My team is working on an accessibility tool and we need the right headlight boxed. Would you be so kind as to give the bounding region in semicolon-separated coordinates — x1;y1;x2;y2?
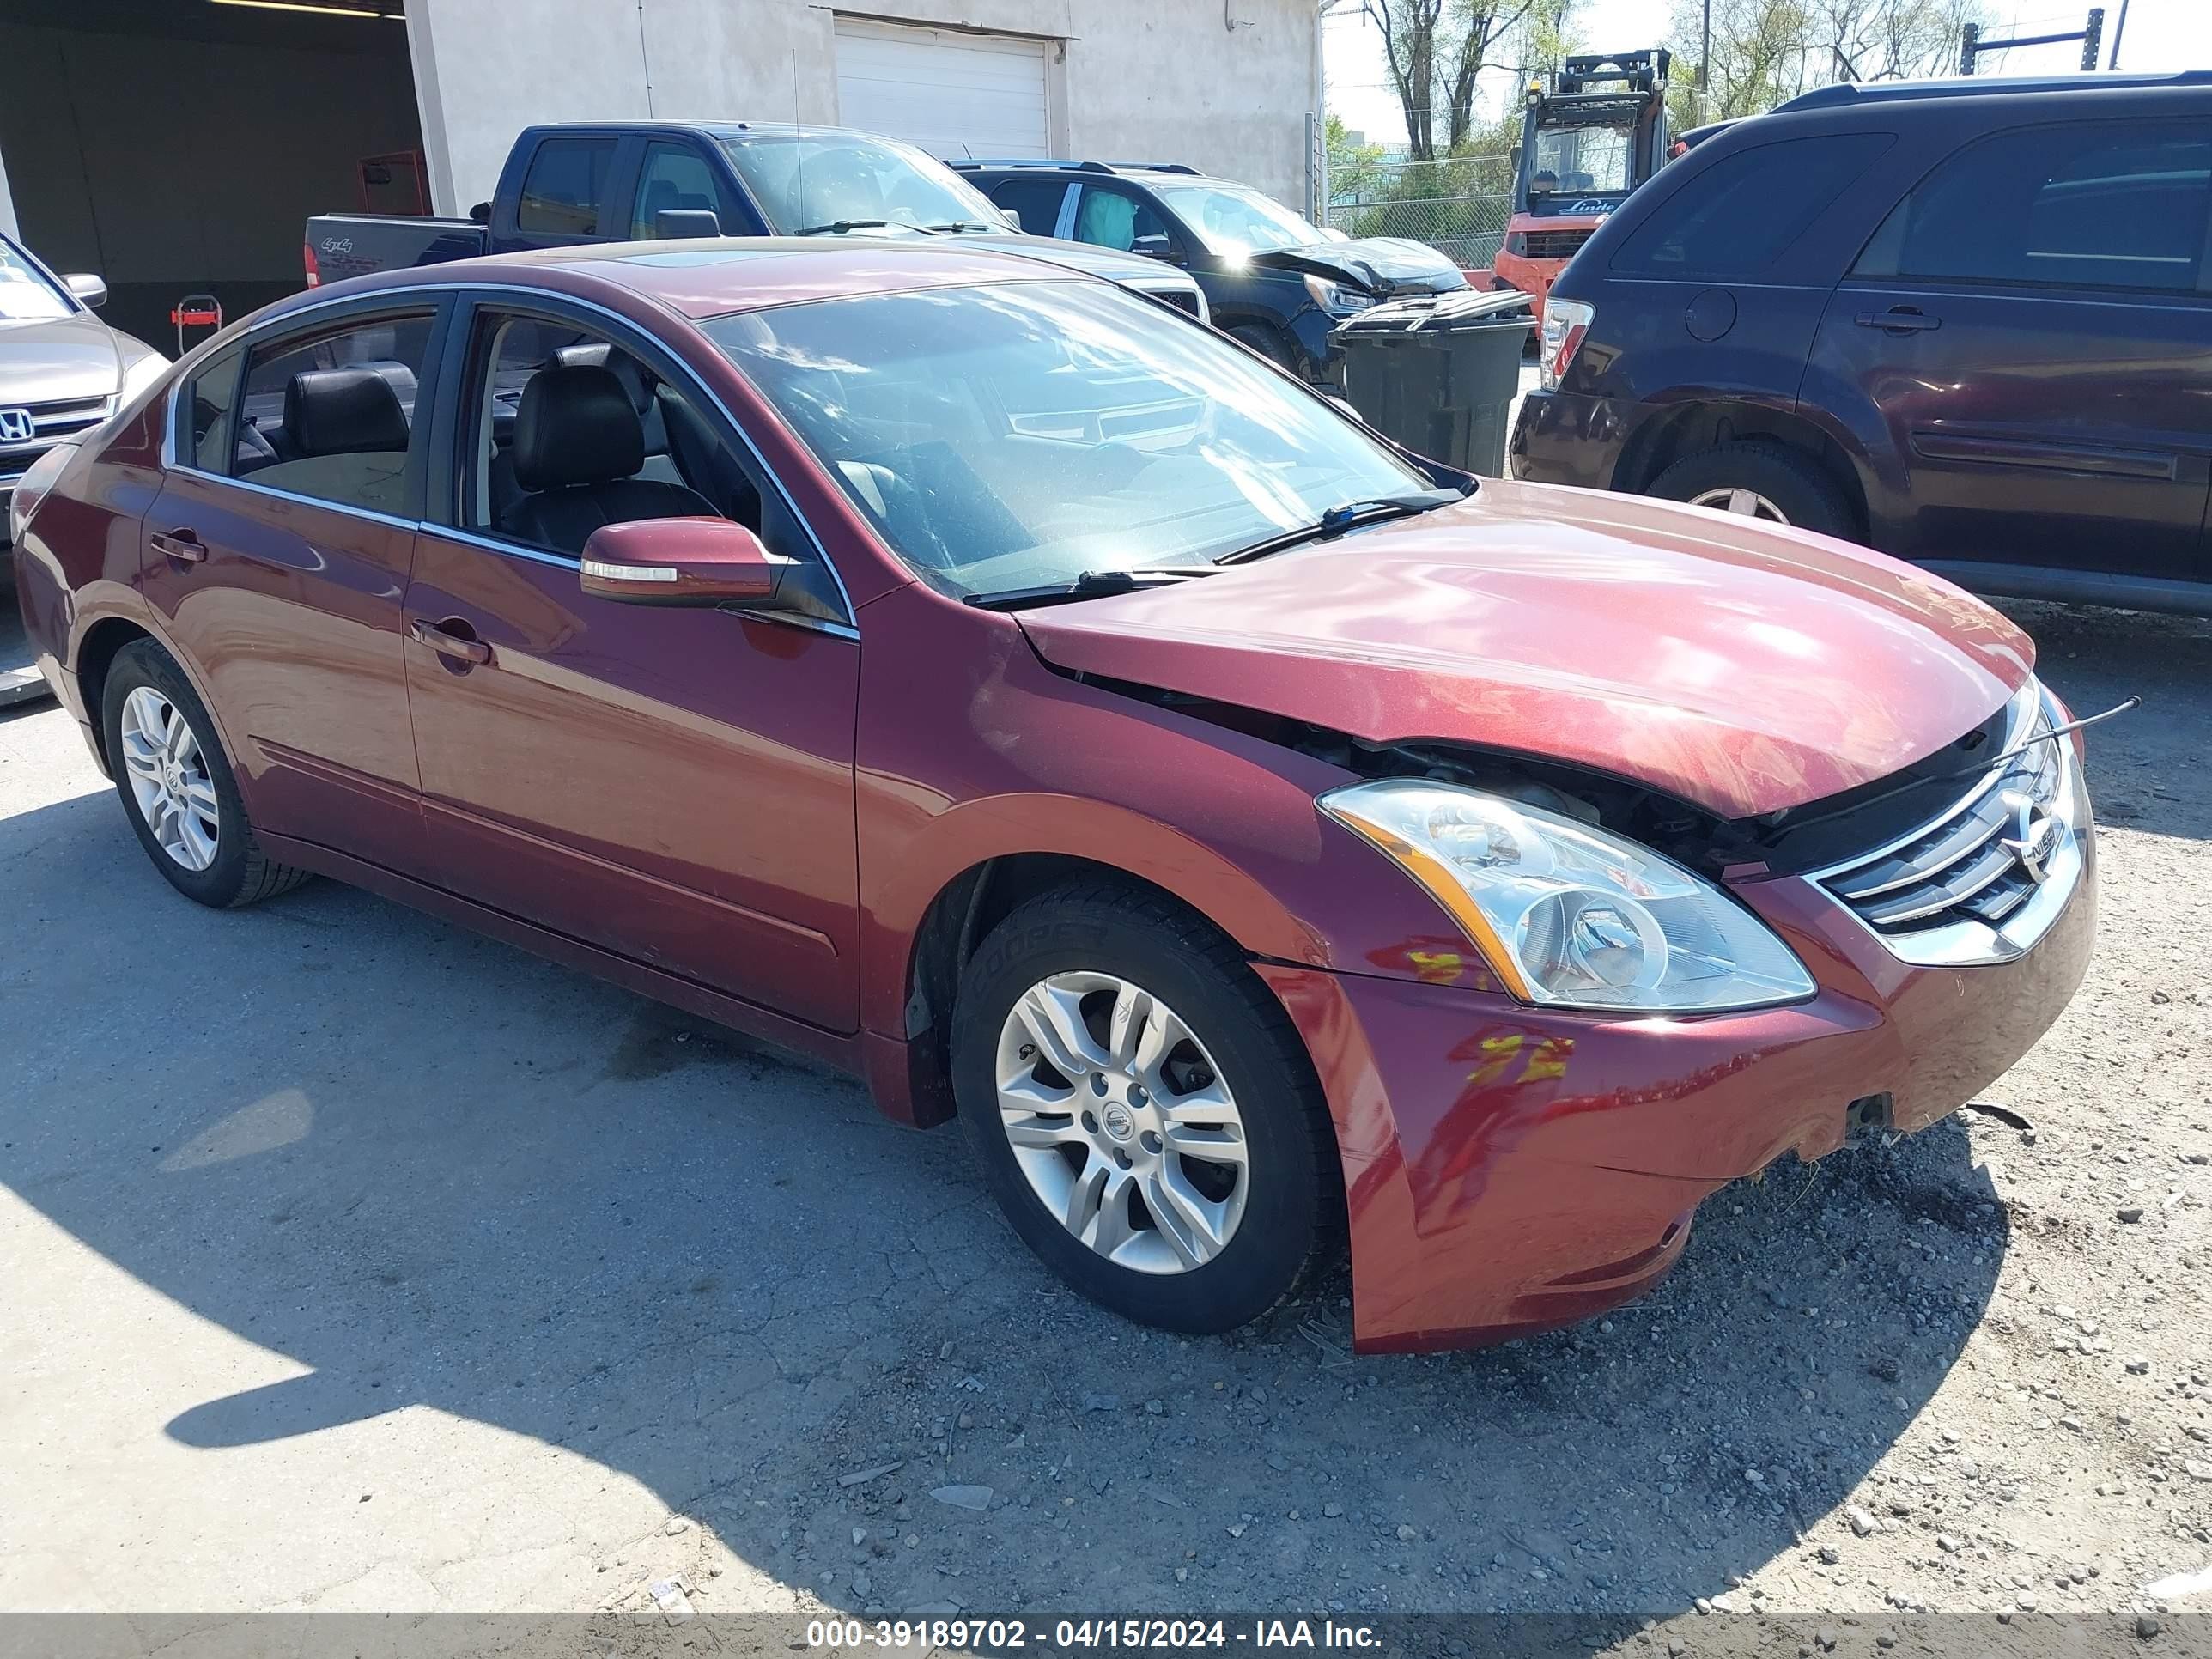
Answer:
1321;780;1815;1013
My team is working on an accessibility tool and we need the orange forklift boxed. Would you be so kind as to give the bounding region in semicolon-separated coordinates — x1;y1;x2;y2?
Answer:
1491;49;1672;321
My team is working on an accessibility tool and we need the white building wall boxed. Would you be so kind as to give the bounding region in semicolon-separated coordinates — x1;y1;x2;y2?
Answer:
406;0;1320;218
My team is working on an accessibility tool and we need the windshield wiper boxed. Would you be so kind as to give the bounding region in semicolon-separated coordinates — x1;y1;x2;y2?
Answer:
963;568;1217;612
922;220;1000;234
1214;488;1465;566
793;219;912;237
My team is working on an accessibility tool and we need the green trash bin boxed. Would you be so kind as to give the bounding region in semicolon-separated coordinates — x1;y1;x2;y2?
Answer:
1333;289;1534;478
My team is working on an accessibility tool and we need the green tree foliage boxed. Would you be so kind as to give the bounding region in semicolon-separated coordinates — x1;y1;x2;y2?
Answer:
1667;0;1984;129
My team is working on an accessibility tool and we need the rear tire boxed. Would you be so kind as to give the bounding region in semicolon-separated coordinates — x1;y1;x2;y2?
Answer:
951;879;1341;1334
1648;440;1856;540
100;638;309;909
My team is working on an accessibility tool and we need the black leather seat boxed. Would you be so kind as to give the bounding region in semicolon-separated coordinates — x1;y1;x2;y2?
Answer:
283;367;410;459
496;364;714;556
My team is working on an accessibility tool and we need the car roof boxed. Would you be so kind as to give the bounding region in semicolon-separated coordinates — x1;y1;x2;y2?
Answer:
953;159;1221;184
1778;68;2212;112
270;238;1082;325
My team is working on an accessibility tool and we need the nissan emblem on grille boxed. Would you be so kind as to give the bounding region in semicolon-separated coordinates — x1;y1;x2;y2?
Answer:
0;408;35;444
2001;791;2060;885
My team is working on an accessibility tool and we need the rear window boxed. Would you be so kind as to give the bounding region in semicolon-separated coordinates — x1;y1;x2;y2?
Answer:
1612;132;1893;277
1854;120;2212;292
516;137;617;236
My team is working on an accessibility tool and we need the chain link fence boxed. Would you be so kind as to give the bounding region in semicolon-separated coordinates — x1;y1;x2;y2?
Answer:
1326;153;1516;270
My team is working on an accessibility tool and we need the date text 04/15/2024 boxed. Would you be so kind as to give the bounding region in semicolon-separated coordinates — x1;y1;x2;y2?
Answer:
803;1619;1382;1650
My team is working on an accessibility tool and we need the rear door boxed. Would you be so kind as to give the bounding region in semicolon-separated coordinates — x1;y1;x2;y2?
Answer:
496;132;635;254
143;300;448;878
1812;117;2212;583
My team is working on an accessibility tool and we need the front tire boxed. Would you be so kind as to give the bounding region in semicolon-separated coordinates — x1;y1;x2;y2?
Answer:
1647;440;1856;539
1229;322;1299;376
100;638;309;908
951;879;1341;1334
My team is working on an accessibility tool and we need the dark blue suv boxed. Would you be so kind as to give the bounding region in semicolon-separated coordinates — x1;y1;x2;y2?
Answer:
954;160;1468;383
1513;70;2212;616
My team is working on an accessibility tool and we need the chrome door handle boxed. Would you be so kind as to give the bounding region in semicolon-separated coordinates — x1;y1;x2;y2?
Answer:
150;528;207;562
409;617;492;665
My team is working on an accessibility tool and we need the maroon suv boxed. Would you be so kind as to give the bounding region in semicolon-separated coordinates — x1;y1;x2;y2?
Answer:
10;240;2096;1353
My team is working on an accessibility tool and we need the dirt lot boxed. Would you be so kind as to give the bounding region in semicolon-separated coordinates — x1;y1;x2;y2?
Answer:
0;597;2206;1641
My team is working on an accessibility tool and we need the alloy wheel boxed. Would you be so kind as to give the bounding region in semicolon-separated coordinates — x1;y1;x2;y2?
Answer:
118;685;220;872
993;971;1249;1275
1687;485;1790;523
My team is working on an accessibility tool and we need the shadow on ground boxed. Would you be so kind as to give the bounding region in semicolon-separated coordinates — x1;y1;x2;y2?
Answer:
26;592;2198;1619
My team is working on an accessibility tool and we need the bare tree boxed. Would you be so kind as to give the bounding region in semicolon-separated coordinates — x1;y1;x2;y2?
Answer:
1669;0;1984;126
1363;0;1540;161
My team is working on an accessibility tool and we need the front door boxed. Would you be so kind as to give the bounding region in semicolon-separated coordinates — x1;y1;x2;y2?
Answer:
1813;117;2212;584
402;298;862;1033
143;301;447;876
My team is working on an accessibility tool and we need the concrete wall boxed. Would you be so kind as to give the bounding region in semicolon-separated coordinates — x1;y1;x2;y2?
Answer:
0;0;421;349
408;0;1322;218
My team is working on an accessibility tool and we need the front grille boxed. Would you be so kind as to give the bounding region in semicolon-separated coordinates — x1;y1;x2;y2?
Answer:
1812;684;2084;963
1;393;114;479
1154;290;1201;319
1524;228;1593;259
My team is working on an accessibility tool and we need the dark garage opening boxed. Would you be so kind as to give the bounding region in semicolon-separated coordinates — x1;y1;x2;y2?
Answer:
0;0;423;355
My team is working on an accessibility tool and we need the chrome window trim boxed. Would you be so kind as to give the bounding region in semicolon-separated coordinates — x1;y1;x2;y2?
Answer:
161;469;425;536
158;277;860;631
1806;679;2090;968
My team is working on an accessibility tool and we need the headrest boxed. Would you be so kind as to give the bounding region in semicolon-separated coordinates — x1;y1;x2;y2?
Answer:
283;368;409;459
550;343;653;416
512;363;644;492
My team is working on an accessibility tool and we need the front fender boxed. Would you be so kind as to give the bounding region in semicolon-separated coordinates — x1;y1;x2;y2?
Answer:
853;586;1507;1048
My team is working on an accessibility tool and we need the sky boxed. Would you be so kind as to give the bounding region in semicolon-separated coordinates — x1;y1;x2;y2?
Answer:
1324;0;2212;148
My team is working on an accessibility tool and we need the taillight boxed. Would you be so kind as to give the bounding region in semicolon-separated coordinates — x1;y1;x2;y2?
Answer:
303;240;320;288
1538;298;1594;391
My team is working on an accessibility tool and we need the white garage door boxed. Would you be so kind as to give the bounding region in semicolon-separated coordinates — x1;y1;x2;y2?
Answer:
834;18;1051;162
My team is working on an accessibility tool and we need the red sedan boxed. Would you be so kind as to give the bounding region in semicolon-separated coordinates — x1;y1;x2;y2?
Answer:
9;241;2095;1353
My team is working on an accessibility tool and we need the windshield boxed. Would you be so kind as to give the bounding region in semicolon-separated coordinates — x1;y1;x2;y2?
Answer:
1528;119;1637;198
1151;182;1325;255
0;236;74;323
719;131;1006;235
704;280;1428;599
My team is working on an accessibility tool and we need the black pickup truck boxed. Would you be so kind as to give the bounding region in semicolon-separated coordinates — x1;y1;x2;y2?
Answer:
307;121;1210;321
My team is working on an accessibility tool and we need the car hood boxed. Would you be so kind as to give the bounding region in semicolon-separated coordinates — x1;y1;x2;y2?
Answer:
0;309;133;405
1255;238;1468;293
957;233;1194;289
1015;479;2035;820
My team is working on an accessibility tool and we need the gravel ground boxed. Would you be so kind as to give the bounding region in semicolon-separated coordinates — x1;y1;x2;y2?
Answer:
0;595;2206;1643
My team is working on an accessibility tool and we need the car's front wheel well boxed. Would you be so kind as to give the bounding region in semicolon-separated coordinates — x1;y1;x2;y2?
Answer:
1614;403;1869;541
73;618;155;771
902;854;1231;1125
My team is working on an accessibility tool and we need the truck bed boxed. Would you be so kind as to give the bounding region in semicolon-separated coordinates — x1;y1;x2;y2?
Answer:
307;213;490;287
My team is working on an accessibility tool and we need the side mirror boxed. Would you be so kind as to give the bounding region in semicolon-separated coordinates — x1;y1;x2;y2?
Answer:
468;201;492;225
654;208;723;240
64;273;108;308
580;518;787;606
1131;233;1180;263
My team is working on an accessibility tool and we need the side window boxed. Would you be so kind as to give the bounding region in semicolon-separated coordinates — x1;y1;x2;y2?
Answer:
515;137;617;236
231;312;434;515
1611;133;1893;276
183;343;244;473
460;310;836;615
1072;185;1170;254
631;143;732;239
990;178;1071;237
1855;121;2212;293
